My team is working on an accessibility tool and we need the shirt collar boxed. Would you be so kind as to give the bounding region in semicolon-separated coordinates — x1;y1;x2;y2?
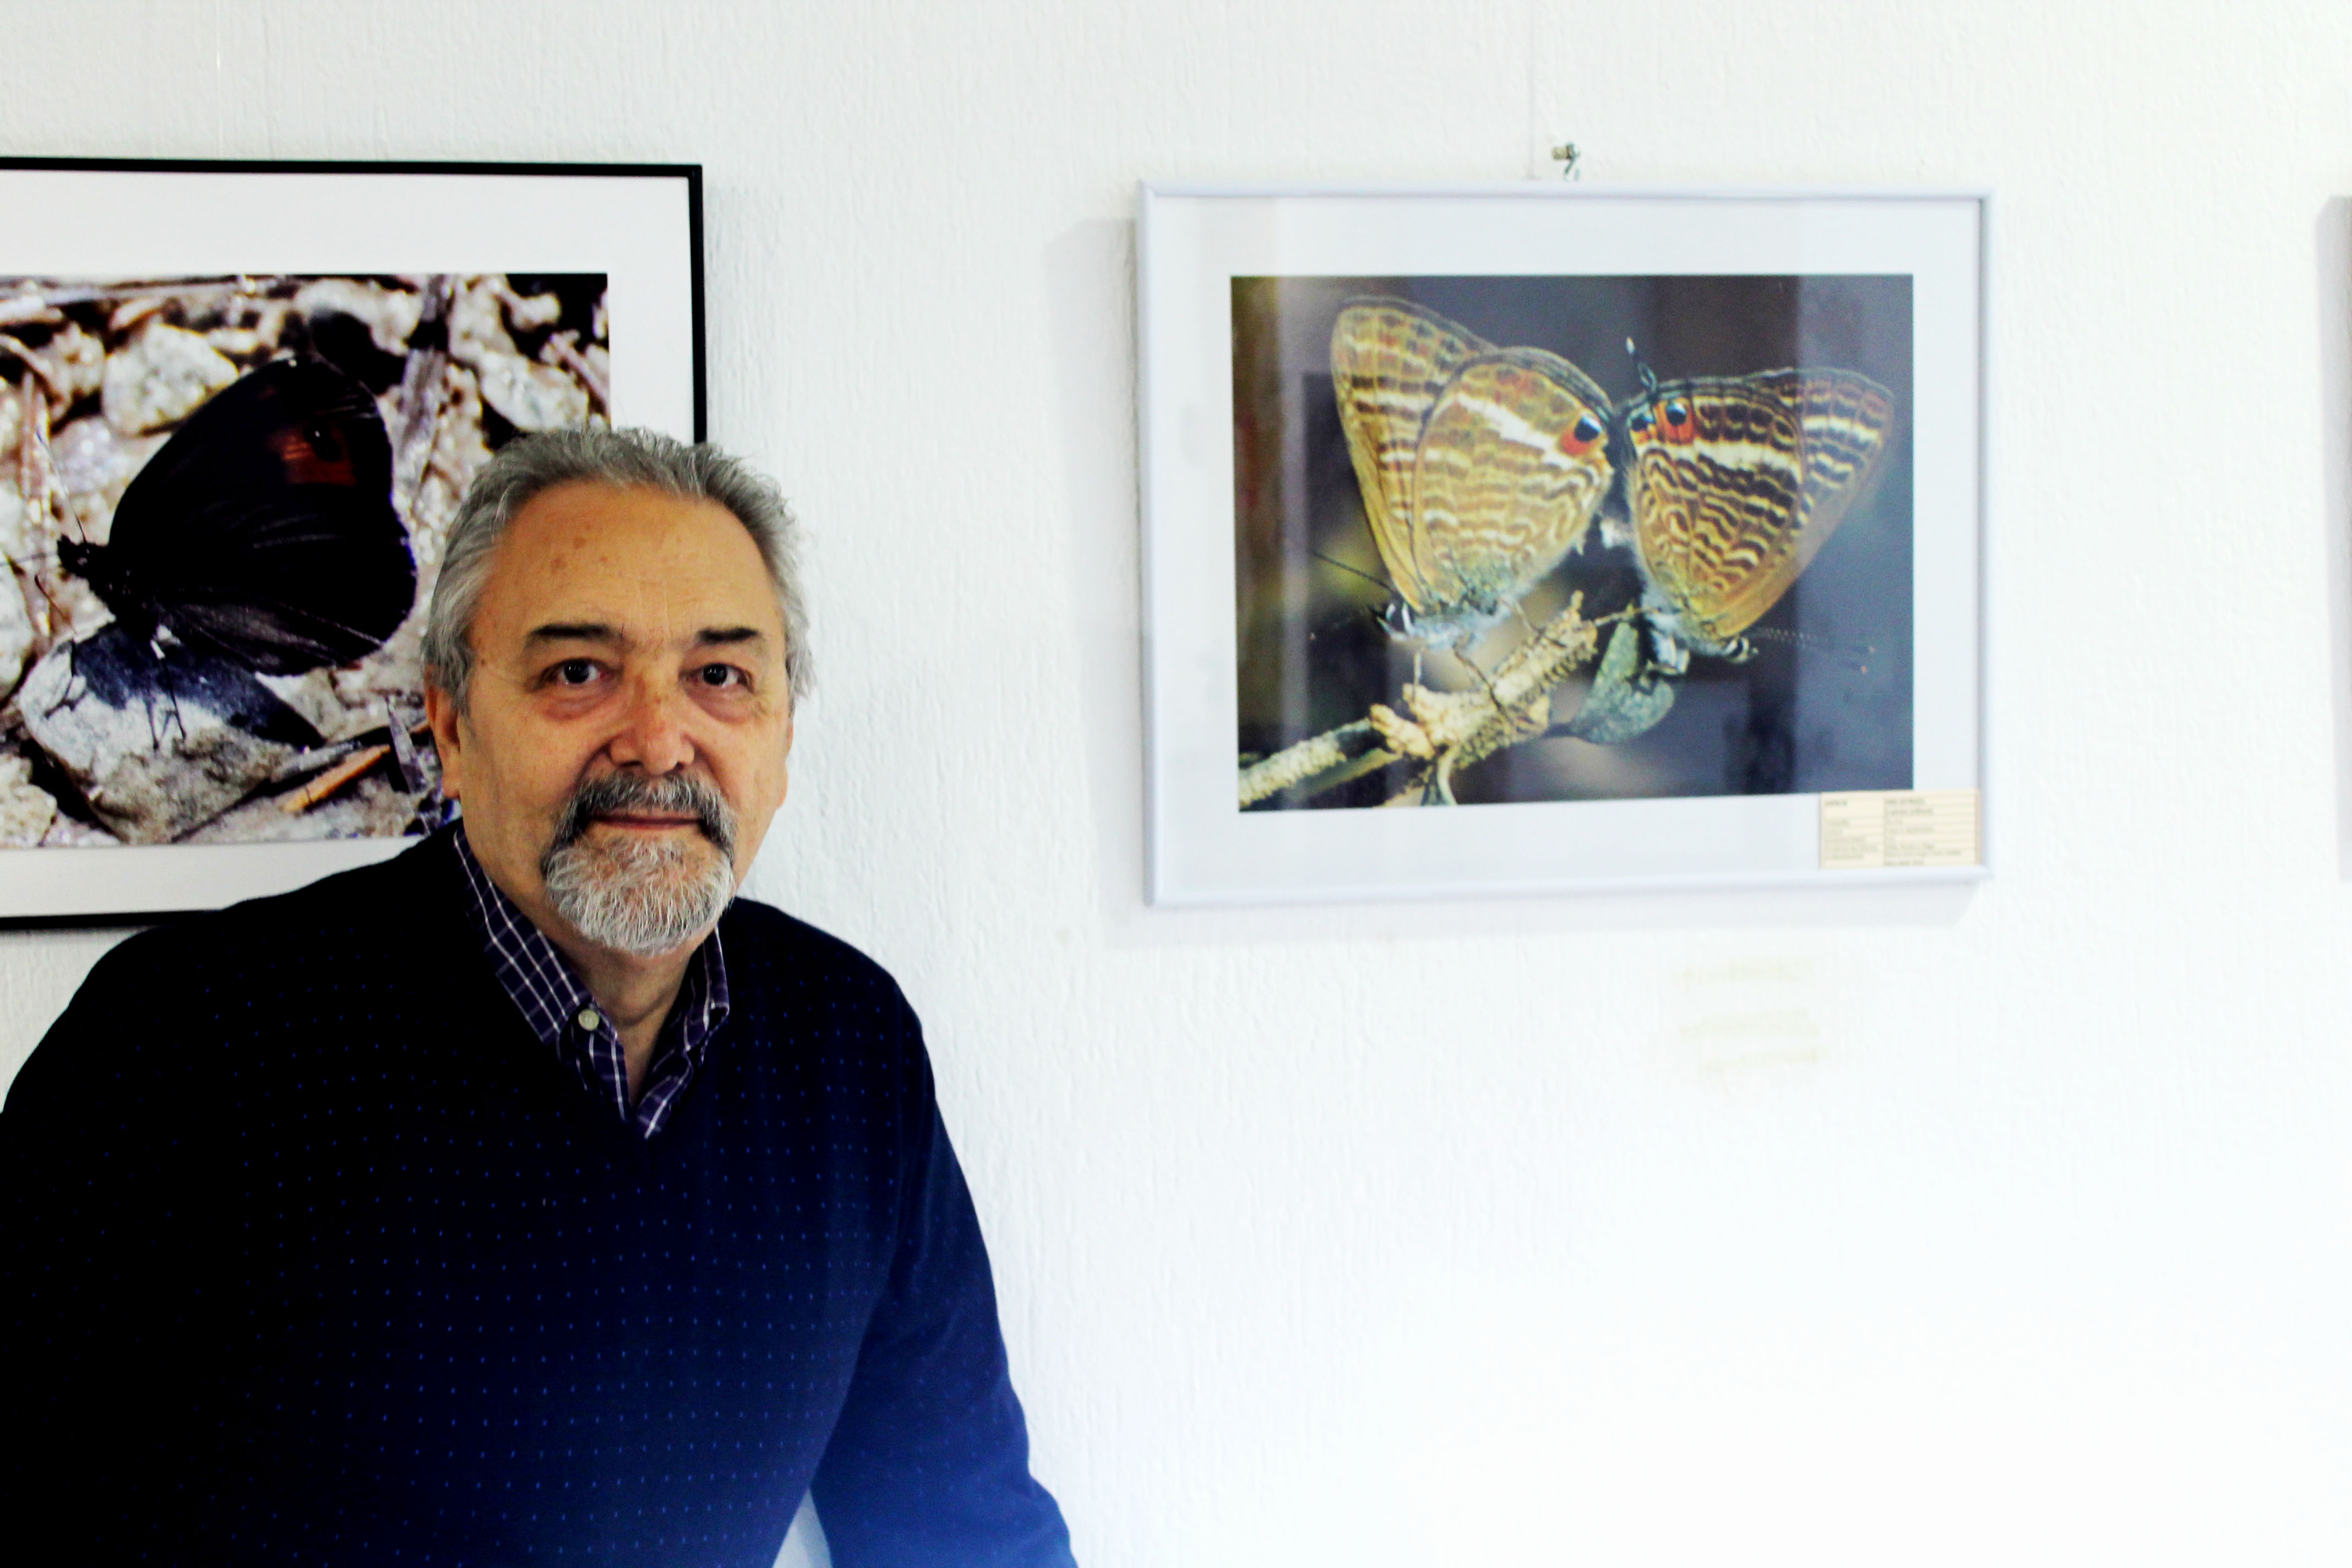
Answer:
447;825;732;1123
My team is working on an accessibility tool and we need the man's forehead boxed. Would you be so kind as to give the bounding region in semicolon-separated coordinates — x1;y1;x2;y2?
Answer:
480;482;783;643
503;481;747;561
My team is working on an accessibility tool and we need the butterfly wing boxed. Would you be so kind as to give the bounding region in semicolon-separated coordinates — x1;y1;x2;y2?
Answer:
1624;368;1894;656
95;357;415;674
1330;301;1491;619
1409;347;1614;636
144;490;418;674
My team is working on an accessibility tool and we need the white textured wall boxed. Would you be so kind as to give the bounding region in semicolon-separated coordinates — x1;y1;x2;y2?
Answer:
4;3;2351;1563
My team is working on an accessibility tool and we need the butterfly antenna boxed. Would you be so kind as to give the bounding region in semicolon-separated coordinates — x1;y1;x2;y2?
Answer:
24;563;66;640
1509;602;1566;660
1744;624;1879;675
1309;547;1394;596
1625;337;1658;400
1302;549;1404;645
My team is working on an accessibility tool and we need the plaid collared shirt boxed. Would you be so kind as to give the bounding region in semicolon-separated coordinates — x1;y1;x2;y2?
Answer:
450;827;730;1138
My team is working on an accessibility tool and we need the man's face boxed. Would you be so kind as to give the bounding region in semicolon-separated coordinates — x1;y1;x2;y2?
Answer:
424;481;793;959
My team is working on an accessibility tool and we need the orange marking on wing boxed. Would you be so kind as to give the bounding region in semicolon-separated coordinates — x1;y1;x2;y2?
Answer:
268;428;358;486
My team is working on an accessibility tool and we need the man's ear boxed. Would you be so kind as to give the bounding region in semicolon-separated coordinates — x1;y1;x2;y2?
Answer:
423;684;465;801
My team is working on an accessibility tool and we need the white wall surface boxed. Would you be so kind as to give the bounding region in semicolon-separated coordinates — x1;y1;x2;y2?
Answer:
3;2;2350;1563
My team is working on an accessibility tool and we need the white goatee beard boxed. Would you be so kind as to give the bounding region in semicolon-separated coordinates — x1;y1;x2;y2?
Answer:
539;773;739;957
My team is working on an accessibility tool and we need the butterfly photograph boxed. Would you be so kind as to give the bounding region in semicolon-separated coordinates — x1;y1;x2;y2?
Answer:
1140;186;1983;903
0;270;609;853
1233;271;1913;812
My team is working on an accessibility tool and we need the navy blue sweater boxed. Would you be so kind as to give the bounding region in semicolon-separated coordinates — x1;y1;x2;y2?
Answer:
2;837;1074;1566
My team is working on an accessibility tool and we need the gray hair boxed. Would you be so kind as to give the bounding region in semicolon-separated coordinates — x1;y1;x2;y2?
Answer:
421;427;810;709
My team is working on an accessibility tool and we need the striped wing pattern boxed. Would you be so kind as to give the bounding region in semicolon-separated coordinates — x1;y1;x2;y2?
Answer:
1332;302;1613;648
1625;368;1893;656
1412;350;1614;629
1330;301;1894;667
1331;301;1491;619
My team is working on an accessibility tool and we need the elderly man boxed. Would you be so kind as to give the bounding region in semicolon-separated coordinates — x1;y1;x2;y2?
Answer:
3;430;1074;1566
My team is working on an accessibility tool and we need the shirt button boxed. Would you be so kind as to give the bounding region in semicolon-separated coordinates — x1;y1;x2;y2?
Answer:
576;1008;603;1032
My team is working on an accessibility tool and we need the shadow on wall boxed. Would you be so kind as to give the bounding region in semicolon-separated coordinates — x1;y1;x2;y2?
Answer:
2316;198;2352;880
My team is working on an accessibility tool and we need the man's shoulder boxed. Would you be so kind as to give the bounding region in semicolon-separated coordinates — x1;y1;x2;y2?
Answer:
9;836;456;1117
717;896;918;1023
92;834;455;984
709;897;940;1120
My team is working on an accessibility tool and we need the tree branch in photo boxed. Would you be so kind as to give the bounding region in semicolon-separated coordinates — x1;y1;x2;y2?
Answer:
1238;595;1605;809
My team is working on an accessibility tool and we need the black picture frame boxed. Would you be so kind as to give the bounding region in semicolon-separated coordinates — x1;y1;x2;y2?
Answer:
0;157;704;925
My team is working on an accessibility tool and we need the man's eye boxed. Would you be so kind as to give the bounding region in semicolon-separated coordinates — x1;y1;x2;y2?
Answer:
695;664;747;689
552;659;600;687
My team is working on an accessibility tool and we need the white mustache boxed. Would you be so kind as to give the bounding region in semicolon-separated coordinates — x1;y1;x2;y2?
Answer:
543;771;737;868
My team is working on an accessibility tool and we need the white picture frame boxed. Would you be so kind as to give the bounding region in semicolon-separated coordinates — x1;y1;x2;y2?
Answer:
1139;183;1988;905
0;158;703;925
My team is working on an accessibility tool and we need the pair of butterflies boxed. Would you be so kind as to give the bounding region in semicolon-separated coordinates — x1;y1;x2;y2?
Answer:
56;356;416;681
1329;298;1895;684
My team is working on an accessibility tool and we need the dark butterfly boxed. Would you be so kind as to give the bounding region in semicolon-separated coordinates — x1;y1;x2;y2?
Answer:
58;356;416;675
59;620;325;752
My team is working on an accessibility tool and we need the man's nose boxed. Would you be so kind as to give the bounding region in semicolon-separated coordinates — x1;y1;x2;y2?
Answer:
608;676;694;773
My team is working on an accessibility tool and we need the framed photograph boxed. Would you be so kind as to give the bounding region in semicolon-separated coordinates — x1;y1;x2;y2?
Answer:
0;157;702;924
1139;184;1986;904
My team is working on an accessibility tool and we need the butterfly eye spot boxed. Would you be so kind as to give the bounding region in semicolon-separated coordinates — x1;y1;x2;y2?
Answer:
1665;400;1691;428
1557;412;1605;457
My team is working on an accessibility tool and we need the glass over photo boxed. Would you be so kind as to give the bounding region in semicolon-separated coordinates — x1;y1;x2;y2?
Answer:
1233;273;1913;812
0;272;608;848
